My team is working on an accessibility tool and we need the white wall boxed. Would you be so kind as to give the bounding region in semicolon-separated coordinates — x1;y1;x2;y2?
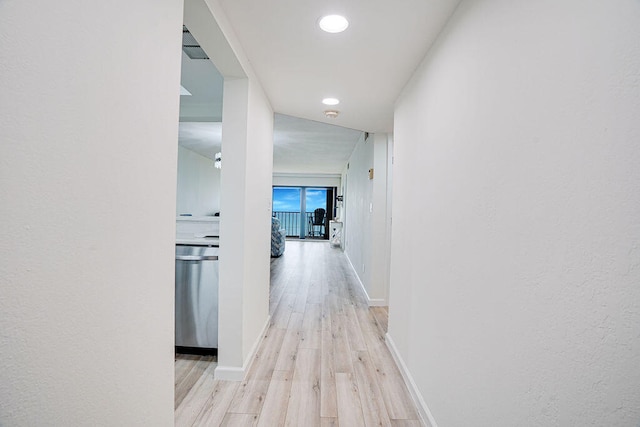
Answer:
370;133;391;304
343;134;373;294
0;1;181;425
242;79;275;363
342;133;391;305
272;173;341;188
184;0;274;380
389;1;640;426
216;77;273;378
176;145;221;216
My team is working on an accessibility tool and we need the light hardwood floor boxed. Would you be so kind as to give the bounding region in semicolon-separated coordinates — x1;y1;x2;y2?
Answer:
175;240;423;426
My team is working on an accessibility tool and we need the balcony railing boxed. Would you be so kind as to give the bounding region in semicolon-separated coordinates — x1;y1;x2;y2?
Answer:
273;211;327;238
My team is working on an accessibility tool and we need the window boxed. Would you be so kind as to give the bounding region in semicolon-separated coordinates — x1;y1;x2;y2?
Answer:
272;186;334;239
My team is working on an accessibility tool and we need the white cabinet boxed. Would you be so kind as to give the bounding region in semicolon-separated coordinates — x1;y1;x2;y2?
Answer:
329;220;343;248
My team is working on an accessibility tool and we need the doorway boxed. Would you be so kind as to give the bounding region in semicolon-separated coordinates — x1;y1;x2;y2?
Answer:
272;186;336;239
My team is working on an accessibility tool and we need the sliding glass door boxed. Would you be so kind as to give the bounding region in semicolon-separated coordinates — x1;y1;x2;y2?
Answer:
272;186;334;239
272;187;302;237
305;188;327;238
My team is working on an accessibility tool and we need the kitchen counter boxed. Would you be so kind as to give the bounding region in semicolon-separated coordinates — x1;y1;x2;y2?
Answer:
176;216;220;222
176;233;220;246
176;216;220;246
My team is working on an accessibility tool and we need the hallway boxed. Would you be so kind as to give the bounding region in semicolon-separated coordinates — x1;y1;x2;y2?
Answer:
175;241;422;426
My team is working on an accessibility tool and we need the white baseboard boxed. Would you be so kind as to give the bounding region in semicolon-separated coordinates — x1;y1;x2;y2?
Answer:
345;253;388;307
213;365;244;381
242;315;271;375
385;333;438;427
367;298;388;307
214;315;271;382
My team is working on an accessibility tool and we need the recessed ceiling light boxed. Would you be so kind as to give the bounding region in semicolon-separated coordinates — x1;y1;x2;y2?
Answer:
319;15;349;33
322;97;340;106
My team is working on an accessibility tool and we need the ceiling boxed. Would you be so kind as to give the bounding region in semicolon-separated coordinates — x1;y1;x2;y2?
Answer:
272;114;362;174
178;116;362;175
179;51;223;122
179;39;364;174
179;0;461;174
217;0;461;133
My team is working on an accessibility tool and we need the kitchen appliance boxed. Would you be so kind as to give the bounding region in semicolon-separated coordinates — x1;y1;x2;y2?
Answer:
175;245;219;353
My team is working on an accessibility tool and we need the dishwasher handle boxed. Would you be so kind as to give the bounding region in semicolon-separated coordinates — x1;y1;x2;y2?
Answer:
175;255;219;261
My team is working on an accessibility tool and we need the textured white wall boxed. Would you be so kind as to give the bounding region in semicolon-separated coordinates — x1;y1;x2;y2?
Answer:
176;145;221;216
343;133;391;304
370;133;391;304
0;0;182;425
343;134;374;295
389;1;640;425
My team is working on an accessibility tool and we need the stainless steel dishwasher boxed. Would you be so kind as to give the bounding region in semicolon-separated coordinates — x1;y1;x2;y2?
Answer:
175;245;218;353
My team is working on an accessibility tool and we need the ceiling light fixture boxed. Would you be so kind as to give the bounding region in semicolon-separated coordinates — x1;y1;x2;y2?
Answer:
322;97;340;106
324;110;340;119
319;15;349;33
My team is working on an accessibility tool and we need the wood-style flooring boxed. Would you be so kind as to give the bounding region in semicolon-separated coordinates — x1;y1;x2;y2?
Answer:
175;240;422;426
